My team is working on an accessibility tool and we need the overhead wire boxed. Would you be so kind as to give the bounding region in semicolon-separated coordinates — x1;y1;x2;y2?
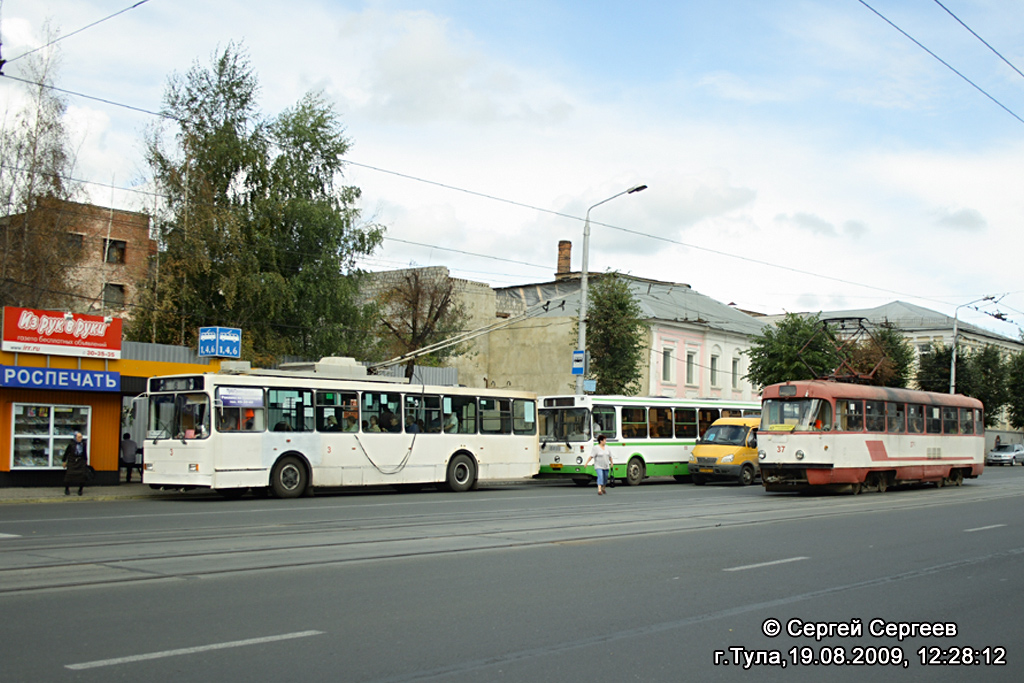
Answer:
931;0;1024;81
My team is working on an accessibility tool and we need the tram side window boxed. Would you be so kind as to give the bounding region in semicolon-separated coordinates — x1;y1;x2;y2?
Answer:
698;409;720;438
926;406;942;434
674;408;698;438
649;407;672;438
942;406;958;434
592;406;617;440
974;408;984;434
268;388;314;432
907;405;924;434
836;400;863;432
886;403;905;433
864;401;886;433
622;407;647;439
513;399;537;435
316;390;357;432
480;398;512;434
364;392;403;432
405;394;440;433
444;395;477;434
959;408;974;434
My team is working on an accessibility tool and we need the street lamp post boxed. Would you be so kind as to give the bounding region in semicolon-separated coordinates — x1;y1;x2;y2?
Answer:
949;296;994;394
575;183;647;395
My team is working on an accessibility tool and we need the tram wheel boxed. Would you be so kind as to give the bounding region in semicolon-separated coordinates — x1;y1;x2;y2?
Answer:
935;476;945;488
625;457;645;486
850;483;862;495
876;475;888;493
738;464;756;487
270;456;307;499
951;470;964;486
444;453;476;492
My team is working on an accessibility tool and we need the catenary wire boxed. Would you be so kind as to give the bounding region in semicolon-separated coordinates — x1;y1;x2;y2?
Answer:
931;0;1024;81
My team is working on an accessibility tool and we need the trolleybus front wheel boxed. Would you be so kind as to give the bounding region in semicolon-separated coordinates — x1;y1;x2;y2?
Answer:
271;456;307;498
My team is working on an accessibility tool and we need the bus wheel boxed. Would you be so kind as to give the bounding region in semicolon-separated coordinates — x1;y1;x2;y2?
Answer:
738;464;756;486
445;454;476;492
572;478;591;487
625;457;645;486
271;456;307;498
216;487;247;499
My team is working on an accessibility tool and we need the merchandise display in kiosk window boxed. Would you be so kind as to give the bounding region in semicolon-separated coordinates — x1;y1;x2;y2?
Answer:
10;403;90;468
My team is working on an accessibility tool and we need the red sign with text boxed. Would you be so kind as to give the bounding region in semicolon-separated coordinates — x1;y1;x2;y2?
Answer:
2;307;123;359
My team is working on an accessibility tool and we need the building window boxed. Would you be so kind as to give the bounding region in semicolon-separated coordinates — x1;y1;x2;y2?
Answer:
103;239;127;264
686;352;696;385
65;232;84;254
103;283;125;308
710;355;719;387
662;347;675;383
732;358;740;389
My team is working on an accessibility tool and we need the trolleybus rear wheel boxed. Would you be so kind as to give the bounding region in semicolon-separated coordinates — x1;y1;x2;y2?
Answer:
444;453;476;492
271;456;307;498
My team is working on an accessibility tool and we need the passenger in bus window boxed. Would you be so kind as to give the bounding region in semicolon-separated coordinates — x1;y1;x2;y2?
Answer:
220;412;238;431
368;416;381;432
444;412;459;433
325;415;340;431
344;416;359;432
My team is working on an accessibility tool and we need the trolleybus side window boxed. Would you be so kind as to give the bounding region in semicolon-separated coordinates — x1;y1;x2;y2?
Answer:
907;404;924;434
316;390;356;432
216;386;266;432
444;395;477;434
622;407;647;439
404;394;440;433
649;407;672;438
865;400;886;433
886;402;905;433
836;400;863;432
942;406;958;434
267;388;313;432
592;406;616;440
512;399;537;435
926;406;942;434
698;409;720;437
480;398;512;434
674;408;697;438
959;408;974;434
364;392;403;433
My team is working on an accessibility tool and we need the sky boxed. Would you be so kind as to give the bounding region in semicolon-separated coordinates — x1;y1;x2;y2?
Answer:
2;0;1023;340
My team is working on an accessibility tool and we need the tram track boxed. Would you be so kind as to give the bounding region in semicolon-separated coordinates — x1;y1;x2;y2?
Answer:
3;480;1021;595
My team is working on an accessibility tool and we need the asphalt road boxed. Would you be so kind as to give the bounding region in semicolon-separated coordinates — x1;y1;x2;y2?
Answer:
2;468;1023;682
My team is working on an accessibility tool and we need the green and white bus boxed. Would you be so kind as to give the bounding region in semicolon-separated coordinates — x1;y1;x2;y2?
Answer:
538;395;760;486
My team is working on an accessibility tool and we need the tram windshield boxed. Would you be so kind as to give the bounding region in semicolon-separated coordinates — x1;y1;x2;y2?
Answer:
539;407;591;443
761;399;832;432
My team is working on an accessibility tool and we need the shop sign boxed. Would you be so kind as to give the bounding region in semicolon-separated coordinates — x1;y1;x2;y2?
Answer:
198;326;242;358
1;365;121;392
2;307;123;359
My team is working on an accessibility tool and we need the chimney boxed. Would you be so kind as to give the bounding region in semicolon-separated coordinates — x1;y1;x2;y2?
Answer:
556;240;572;279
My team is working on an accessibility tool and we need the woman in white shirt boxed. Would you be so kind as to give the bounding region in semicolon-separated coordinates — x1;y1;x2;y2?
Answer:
585;434;613;495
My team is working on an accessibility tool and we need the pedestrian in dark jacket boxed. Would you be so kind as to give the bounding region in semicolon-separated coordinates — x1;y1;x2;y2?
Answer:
63;432;88;496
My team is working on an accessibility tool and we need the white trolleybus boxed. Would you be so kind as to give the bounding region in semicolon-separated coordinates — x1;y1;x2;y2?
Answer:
142;359;539;498
757;380;985;494
537;395;761;486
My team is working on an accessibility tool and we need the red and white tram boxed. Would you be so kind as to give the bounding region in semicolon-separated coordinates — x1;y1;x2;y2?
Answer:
757;380;984;493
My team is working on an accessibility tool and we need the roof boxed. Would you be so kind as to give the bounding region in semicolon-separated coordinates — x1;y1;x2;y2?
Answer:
762;301;1019;347
496;274;767;337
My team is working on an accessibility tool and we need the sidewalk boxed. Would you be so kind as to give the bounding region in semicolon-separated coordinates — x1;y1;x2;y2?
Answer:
0;481;180;505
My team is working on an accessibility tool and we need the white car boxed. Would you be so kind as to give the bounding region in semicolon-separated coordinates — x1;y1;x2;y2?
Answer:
986;443;1024;466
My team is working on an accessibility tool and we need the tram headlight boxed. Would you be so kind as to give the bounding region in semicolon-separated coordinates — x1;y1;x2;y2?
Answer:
722;454;734;463
758;450;766;461
795;450;805;461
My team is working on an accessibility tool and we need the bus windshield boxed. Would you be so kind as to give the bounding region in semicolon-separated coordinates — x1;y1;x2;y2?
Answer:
761;398;832;432
539;408;591;442
699;423;749;446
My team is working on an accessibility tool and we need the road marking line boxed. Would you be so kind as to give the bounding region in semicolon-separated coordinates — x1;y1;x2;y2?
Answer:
723;556;809;572
0;533;21;538
965;524;1006;533
65;630;324;670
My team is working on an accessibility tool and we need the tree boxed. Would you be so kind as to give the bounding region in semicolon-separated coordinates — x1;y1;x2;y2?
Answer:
583;274;646;395
915;343;965;394
745;313;840;389
129;43;382;363
0;32;82;310
1007;351;1024;430
844;324;916;388
374;268;470;378
967;345;1008;427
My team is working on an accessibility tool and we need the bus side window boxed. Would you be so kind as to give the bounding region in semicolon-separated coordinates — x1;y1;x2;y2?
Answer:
622;408;646;439
592;406;616;440
698;409;719;438
674;408;697;438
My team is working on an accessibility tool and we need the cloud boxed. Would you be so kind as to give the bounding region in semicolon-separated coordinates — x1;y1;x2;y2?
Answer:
696;72;788;104
775;212;836;236
933;207;987;232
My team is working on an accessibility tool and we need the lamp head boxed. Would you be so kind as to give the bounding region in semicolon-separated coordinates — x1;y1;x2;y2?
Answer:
627;184;648;194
